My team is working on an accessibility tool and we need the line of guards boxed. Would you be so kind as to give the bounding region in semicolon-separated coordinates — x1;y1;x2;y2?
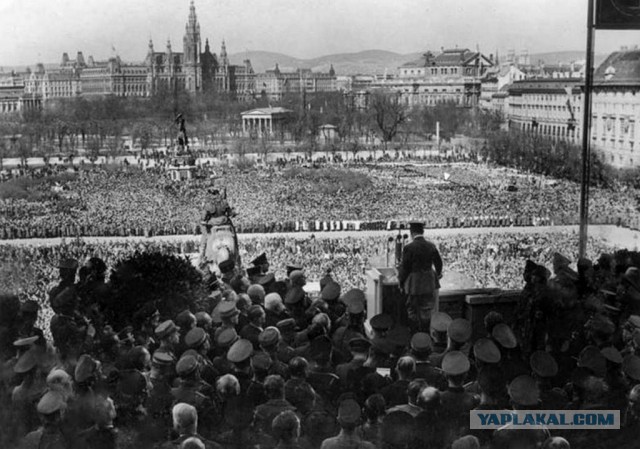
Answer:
0;214;628;241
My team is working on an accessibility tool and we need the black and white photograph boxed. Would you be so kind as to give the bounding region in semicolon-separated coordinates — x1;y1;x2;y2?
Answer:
1;0;640;448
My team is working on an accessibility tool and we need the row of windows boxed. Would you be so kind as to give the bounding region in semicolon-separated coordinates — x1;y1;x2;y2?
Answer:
404;67;462;76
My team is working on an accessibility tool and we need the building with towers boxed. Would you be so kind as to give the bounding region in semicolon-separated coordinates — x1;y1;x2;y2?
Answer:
22;2;253;101
145;1;254;97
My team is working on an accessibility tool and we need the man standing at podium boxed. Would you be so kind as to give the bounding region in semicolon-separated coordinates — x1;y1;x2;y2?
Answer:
398;221;443;332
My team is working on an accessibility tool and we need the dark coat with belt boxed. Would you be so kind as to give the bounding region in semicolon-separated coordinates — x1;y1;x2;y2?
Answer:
397;236;443;295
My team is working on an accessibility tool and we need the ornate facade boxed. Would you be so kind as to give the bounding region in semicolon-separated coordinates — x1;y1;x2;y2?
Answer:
255;64;337;102
145;1;254;97
23;2;253;100
371;48;494;108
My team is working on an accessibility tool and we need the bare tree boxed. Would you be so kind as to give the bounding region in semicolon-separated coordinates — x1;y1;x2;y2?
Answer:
370;92;407;151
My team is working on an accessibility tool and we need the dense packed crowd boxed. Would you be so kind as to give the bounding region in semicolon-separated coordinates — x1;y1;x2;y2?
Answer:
0;231;616;325
3;233;640;449
0;161;636;239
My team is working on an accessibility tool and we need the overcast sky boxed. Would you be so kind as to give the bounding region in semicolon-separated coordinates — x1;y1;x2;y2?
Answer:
1;0;639;67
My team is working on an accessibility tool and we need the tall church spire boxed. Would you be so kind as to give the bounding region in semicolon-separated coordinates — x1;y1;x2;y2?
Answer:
221;39;229;66
183;0;201;65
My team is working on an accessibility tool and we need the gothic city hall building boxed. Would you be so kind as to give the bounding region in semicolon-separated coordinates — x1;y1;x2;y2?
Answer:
23;1;254;101
145;1;254;97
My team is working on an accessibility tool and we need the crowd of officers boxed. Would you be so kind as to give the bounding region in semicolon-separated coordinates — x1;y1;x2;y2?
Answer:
3;250;640;449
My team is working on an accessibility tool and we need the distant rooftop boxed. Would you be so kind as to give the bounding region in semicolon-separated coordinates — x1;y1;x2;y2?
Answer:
594;50;640;86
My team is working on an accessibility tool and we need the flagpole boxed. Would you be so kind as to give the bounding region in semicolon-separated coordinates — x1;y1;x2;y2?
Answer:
579;0;596;259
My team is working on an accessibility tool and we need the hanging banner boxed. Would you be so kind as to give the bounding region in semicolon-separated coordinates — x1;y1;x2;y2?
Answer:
595;0;640;29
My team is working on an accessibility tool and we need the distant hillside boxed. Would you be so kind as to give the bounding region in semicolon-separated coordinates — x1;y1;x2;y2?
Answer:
230;49;611;76
229;49;421;75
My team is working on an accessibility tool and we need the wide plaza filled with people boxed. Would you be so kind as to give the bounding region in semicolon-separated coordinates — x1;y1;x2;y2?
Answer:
2;157;640;449
0;157;637;239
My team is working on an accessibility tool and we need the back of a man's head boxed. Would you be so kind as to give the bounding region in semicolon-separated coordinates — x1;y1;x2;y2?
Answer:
172;403;197;434
407;379;428;405
264;374;285;400
272;410;300;443
288;356;309;378
416;386;441;411
216;374;240;398
396;356;416;380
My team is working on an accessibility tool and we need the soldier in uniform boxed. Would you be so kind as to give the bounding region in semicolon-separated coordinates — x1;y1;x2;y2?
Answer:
470;364;508;446
447;318;472;356
276;319;299;364
439;351;480;445
428;312;452;367
240;305;266;350
320;399;375;449
211;328;238;376
213;302;240;344
226;339;255;399
247;352;270;406
492;323;528;382
258;327;290;379
530;350;569;410
153;320;181;375
408;332;447;390
246;267;262;286
48;258;78;306
491;375;550;449
218;260;236;291
20;391;70;449
368;314;396;369
251;253;271;277
49;287;93;368
171;355;219;439
12;344;47;439
185;327;218;386
320;282;345;328
332;290;367;363
285;271;312;329
336;338;371;392
397;221;443;332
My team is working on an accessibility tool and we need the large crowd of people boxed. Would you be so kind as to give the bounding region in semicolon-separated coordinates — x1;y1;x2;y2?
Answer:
3;155;640;448
0;231;616;329
0;160;636;239
2;235;640;449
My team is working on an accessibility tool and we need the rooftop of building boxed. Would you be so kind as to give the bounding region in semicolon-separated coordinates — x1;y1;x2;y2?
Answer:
401;48;491;69
240;107;294;116
594;50;640;86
